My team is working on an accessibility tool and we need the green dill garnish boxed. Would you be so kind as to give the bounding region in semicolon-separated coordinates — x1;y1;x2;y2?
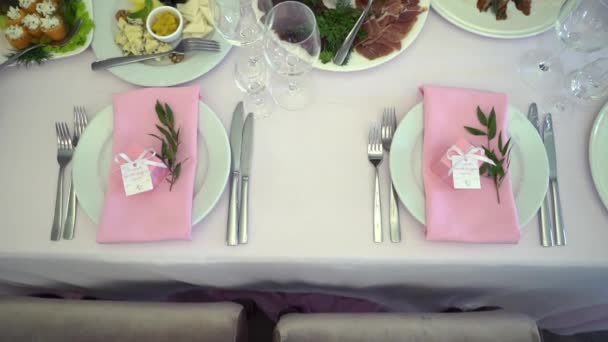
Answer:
5;46;51;67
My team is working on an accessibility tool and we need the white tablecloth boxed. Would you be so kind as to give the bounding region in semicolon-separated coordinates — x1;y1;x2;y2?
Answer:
1;9;608;335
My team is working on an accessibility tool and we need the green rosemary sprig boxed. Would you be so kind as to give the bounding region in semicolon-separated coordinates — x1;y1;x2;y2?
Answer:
149;101;185;191
464;106;513;203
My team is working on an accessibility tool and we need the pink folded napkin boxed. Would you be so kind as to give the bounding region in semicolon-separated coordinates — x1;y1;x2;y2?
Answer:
421;85;520;243
97;86;200;243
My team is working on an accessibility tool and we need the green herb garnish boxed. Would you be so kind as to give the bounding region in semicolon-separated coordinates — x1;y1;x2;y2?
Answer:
464;106;513;203
314;0;367;64
5;46;51;66
129;0;153;19
149;101;186;191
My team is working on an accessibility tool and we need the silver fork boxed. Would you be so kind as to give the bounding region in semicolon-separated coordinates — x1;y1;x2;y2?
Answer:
91;38;222;70
382;108;401;243
51;122;73;241
63;107;88;240
368;125;384;243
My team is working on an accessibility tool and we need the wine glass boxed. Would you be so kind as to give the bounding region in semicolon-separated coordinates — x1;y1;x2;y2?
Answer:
519;0;608;91
210;0;273;117
567;58;608;100
263;1;321;110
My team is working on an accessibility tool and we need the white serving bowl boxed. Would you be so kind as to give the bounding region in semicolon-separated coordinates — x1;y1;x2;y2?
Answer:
146;6;184;43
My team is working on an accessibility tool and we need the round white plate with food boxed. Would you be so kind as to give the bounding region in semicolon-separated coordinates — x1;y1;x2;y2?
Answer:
389;103;549;227
0;0;94;65
590;100;608;212
73;102;231;226
431;0;564;39
92;0;231;86
315;0;430;72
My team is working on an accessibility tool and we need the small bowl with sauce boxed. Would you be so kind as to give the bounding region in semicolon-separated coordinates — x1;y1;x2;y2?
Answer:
146;6;183;43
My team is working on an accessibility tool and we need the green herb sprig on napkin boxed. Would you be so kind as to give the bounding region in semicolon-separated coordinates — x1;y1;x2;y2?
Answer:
464;106;513;203
149;101;186;191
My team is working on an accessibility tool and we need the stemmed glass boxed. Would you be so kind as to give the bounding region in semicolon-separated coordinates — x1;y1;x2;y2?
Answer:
263;1;321;110
210;0;273;117
519;0;608;94
567;58;608;100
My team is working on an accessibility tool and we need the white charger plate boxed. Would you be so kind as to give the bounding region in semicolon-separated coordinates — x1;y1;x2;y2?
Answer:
73;102;231;225
590;101;608;211
389;102;549;227
314;0;431;72
92;0;232;86
0;0;94;64
430;0;564;39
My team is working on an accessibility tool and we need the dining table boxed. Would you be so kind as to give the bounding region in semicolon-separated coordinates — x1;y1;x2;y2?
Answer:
1;8;608;335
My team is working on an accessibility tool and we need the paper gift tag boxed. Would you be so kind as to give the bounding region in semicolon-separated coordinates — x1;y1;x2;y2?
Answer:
451;156;481;190
120;161;154;196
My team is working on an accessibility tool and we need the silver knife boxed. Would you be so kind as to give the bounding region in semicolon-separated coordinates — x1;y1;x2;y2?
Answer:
544;114;566;246
227;102;245;246
528;103;554;247
239;114;254;244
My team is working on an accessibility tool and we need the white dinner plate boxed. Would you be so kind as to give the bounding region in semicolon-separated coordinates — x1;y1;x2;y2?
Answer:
590;101;608;212
389;103;549;227
0;0;94;64
430;0;564;39
73;102;231;225
314;0;431;72
92;0;232;86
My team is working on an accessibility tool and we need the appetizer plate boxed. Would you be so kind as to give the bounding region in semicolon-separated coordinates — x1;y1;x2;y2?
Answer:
590;101;608;212
73;102;231;226
389;103;549;227
92;0;232;86
0;0;94;64
431;0;564;39
315;0;431;72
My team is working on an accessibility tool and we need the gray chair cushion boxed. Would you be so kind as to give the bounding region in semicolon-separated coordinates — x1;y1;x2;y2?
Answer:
274;311;541;342
0;296;246;342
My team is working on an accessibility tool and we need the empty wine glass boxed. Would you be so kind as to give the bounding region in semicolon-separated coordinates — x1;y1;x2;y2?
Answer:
567;58;608;100
263;1;321;110
210;0;273;117
519;0;608;91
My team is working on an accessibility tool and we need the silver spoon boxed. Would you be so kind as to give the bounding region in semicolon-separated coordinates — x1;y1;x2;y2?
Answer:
0;18;83;70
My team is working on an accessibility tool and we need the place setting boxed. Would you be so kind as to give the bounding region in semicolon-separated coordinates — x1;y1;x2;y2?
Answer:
367;86;550;245
68;86;233;243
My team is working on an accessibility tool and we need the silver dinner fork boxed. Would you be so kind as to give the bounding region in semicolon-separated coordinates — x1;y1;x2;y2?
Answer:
368;125;384;243
381;108;401;243
51;122;73;241
63;107;88;240
91;38;221;70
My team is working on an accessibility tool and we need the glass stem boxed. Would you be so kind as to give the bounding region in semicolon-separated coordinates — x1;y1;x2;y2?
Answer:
538;47;566;73
288;80;299;93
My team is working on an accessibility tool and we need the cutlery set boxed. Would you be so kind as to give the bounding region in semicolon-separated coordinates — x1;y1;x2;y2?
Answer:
367;108;401;243
528;103;566;247
227;102;255;246
51;107;88;241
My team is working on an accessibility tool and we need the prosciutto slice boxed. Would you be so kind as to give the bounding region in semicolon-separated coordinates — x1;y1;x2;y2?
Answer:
354;0;425;60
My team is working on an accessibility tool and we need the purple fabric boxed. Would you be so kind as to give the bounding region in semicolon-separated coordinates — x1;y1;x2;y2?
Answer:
167;289;388;322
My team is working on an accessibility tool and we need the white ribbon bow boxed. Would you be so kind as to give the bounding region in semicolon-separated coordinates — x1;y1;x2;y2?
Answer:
114;148;168;169
446;146;495;176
